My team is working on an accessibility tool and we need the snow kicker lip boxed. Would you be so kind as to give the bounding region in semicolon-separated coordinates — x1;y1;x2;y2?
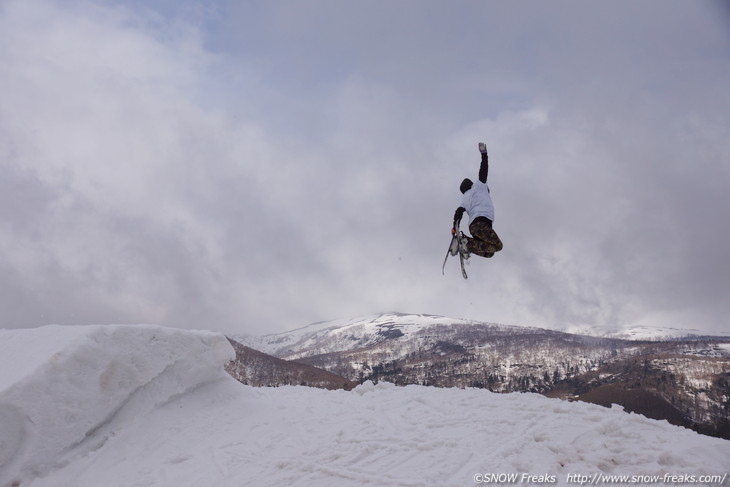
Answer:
0;325;234;487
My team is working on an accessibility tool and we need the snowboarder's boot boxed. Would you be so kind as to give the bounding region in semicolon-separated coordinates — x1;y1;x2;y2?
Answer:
459;233;470;259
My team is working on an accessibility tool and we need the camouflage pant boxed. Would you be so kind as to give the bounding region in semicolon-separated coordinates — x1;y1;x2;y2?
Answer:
467;219;503;258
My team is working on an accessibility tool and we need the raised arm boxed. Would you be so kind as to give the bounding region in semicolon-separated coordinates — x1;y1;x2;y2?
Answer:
478;143;488;183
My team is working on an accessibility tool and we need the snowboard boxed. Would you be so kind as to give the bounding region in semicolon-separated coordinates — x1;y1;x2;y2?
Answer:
442;221;469;279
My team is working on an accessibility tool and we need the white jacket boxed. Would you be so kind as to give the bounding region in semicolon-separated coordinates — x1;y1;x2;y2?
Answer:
462;181;494;223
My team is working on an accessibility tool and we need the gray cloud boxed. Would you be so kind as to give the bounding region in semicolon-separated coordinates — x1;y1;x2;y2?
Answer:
1;0;728;335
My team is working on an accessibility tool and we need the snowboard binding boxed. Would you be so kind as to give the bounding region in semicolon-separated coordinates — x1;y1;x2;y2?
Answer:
443;222;470;279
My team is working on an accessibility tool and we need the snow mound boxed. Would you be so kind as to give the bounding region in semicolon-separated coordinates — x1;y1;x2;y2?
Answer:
27;380;730;487
0;325;234;487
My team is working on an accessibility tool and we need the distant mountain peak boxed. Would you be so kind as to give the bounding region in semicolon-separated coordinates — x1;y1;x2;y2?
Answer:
563;324;730;341
236;313;510;357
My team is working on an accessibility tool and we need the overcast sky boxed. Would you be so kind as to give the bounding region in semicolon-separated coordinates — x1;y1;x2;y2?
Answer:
1;0;729;336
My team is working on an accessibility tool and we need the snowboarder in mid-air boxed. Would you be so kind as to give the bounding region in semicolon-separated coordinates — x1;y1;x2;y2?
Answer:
452;142;503;260
443;142;503;278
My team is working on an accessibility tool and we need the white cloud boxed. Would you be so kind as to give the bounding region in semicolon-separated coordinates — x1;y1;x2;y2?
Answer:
1;0;728;335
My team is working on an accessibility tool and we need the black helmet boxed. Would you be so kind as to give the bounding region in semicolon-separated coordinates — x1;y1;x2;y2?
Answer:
460;178;473;194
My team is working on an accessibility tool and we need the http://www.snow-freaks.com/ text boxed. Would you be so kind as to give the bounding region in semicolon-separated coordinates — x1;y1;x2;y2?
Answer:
473;472;728;485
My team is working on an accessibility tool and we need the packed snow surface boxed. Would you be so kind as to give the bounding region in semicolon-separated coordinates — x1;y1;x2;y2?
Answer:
2;325;729;487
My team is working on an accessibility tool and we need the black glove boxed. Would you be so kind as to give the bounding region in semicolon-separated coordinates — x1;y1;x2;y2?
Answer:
453;207;466;228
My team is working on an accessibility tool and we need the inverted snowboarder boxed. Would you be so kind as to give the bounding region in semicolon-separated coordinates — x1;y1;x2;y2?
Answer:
452;142;503;260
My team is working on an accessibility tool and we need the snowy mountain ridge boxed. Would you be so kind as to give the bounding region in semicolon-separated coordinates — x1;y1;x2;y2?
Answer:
240;312;730;358
237;313;643;389
236;313;730;386
563;323;730;341
238;312;540;358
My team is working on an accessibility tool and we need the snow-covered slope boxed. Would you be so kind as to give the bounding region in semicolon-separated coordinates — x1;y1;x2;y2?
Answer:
2;324;729;487
0;325;234;487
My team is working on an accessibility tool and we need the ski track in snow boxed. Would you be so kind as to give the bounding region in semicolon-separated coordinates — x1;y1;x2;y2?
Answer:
1;325;729;487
